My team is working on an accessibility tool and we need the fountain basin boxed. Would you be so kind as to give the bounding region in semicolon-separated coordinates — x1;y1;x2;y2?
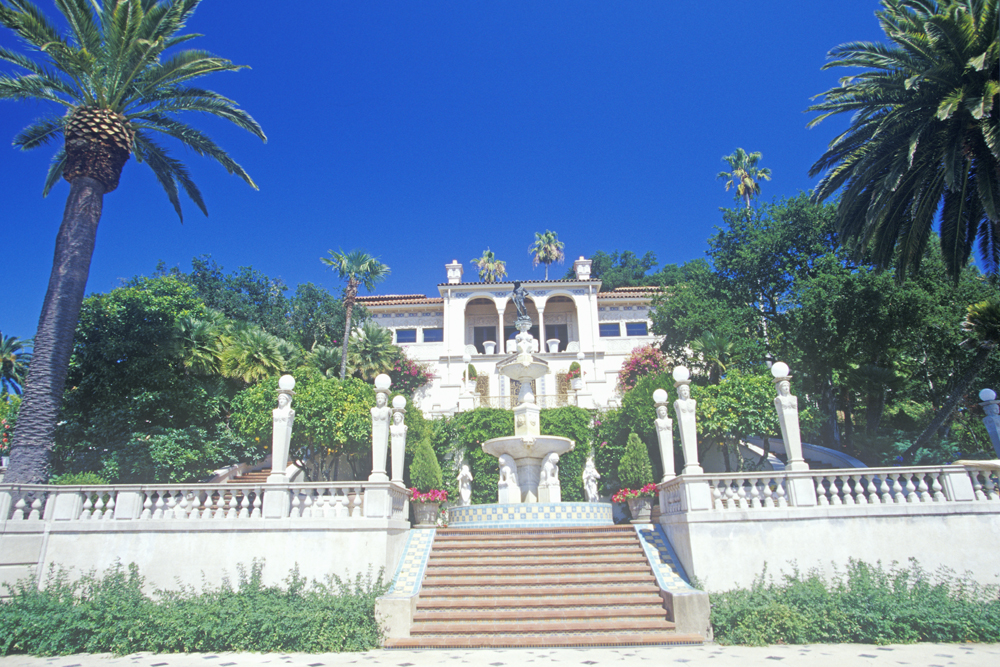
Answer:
483;434;574;503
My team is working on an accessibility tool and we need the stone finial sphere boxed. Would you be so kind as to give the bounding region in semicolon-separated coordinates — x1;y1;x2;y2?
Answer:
463;353;471;364
577;351;585;361
278;375;295;391
652;388;668;404
980;388;997;402
771;361;790;379
374;374;391;391
672;366;690;383
392;395;407;409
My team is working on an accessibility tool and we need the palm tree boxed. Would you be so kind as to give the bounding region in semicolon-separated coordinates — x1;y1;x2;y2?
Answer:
0;333;32;396
472;248;507;283
905;296;1000;459
306;344;342;379
320;249;390;380
717;148;772;208
171;315;223;376
348;322;396;382
221;328;285;386
689;331;738;384
529;230;565;280
807;0;998;280
0;0;265;484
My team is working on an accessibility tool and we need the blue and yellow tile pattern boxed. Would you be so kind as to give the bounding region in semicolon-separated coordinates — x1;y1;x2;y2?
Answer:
634;523;693;591
448;501;613;528
383;527;436;598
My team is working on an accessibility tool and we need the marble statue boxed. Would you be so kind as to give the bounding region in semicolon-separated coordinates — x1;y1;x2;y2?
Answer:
654;403;676;482
498;453;521;503
674;382;703;475
582;457;601;502
774;376;808;471
267;382;295;484
457;464;474;506
516;329;533;357
389;409;407;483
369;390;391;482
512;281;528;319
540;452;560;486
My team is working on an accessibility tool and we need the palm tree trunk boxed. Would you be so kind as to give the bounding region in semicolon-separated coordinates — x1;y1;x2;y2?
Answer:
904;344;994;462
6;177;106;484
339;280;358;380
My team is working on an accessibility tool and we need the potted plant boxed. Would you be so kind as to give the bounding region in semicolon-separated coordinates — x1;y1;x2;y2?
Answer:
467;364;478;394
409;437;446;526
616;433;656;522
567;362;584;390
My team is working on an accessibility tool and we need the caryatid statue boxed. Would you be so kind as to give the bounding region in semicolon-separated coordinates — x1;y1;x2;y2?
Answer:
498;453;521;504
368;374;392;482
457;463;474;506
771;362;809;471
652;388;675;482
672;366;703;475
582;457;601;502
267;375;296;484
389;395;407;484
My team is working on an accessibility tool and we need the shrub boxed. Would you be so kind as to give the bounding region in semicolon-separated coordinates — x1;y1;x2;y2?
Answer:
617;344;669;393
467;364;477;379
409;437;443;492
0;561;388;655
567;361;581;381
618;432;654;490
711;559;1000;645
539;406;592;502
49;472;109;485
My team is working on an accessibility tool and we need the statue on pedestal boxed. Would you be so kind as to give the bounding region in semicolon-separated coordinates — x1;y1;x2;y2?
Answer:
772;363;809;471
654;400;675;482
457;464;474;506
267;375;295;484
389;402;407;483
540;452;560;486
582;457;601;502
369;375;392;482
512;281;528;319
498;453;521;503
673;367;703;475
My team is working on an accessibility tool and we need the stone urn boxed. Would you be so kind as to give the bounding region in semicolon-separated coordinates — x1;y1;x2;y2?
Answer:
571;378;584;391
413;502;440;527
627;496;654;523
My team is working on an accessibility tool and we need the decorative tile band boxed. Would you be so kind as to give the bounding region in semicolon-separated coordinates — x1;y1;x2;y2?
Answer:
448;502;614;528
382;527;436;598
634;523;693;591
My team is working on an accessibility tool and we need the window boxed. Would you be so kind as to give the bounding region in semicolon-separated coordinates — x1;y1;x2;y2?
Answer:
396;329;417;343
625;321;648;336
599;322;621;337
545;324;568;351
422;328;443;342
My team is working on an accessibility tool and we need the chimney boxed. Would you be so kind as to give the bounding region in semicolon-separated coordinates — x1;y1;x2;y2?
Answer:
446;260;463;284
573;256;592;280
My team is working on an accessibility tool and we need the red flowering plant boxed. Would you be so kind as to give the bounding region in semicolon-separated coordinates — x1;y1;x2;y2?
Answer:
612;483;658;502
389;350;433;397
616;344;668;393
410;488;448;504
0;418;10;457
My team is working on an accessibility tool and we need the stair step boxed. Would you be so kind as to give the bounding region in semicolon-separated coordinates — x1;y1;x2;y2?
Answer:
424;562;651;577
410;618;675;635
414;607;665;622
430;545;639;559
416;594;665;608
385;633;704;648
422;572;656;588
417;583;660;597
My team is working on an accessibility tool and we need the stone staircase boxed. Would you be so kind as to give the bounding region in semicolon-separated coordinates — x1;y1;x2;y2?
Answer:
385;526;704;648
226;469;271;484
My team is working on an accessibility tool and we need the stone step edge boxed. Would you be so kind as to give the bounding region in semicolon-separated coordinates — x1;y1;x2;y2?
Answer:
384;633;705;649
414;608;666;621
417;584;659;596
416;596;665;607
409;619;677;634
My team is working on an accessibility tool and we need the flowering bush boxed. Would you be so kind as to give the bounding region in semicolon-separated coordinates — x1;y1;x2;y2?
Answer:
0;418;10;457
410;488;448;503
566;361;583;381
617;344;668;393
612;483;657;502
389;351;433;398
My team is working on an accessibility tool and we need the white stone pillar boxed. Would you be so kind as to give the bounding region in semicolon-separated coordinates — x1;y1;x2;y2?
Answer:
537;305;546;350
389;395;407;484
771;362;809;471
673;366;703;475
369;374;392;482
267;375;296;484
979;389;1000;458
652;388;675;481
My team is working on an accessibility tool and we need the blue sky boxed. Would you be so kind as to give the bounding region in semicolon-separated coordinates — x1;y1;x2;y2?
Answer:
1;1;889;339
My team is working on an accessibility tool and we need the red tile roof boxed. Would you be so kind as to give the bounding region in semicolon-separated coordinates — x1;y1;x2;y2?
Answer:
356;294;443;307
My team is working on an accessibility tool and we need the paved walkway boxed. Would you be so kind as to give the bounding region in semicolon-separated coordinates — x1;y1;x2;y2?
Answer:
1;644;997;667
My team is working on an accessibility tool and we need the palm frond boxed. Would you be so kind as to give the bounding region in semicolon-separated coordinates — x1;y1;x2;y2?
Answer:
13;114;63;149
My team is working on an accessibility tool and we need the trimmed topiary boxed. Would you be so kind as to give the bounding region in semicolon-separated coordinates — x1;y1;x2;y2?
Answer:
409;437;443;492
618;432;654;490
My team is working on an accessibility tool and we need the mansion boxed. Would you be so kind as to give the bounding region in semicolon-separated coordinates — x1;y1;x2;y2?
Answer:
357;256;659;416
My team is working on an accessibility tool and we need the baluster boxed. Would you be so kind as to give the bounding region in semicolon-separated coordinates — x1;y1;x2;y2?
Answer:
12;498;26;520
930;474;945;502
774;479;788;507
141;491;154;519
164;490;178;519
351;487;363;517
891;474;907;503
291;492;302;517
28;498;42;521
904;474;919;503
214;491;229;520
838;475;854;505
762;479;775;508
735;481;747;509
333;494;347;518
223;490;237;519
239;490;252;518
985;473;1000;500
711;480;723;509
176;490;190;519
152;491;167;519
867;475;883;504
722;481;735;509
828;476;843;505
917;475;931;502
250;489;262;518
748;480;761;509
852;475;867;505
81;493;94;520
815;476;829;505
970;471;986;500
189;490;204;519
302;492;314;518
101;493;114;520
92;493;107;519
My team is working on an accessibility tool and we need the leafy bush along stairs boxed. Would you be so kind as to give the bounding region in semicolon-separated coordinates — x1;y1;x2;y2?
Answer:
385;526;704;648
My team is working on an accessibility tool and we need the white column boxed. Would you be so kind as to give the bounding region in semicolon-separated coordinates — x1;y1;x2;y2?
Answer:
389;396;407;484
771;362;809;472
673;367;702;475
369;374;392;482
653;389;675;481
267;375;296;484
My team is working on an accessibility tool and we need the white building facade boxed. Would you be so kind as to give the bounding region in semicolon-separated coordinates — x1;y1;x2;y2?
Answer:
357;257;659;416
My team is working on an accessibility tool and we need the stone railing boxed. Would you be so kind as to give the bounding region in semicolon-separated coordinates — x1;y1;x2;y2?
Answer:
0;481;411;523
475;394;576;409
657;463;1000;515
